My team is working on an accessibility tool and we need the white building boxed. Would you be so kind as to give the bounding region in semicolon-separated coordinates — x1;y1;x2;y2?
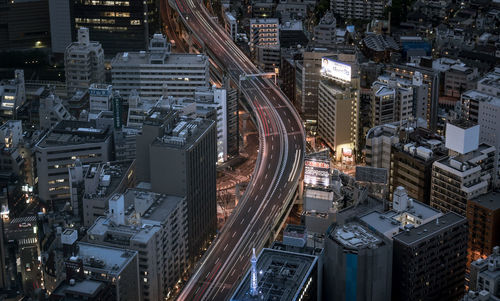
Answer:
314;11;337;46
477;68;500;97
0;70;25;119
111;34;209;101
87;189;188;301
371;77;413;127
89;84;112;119
64;28;105;97
39;89;74;131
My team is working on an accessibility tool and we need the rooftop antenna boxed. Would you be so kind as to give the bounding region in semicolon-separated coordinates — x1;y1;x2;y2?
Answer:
250;248;258;297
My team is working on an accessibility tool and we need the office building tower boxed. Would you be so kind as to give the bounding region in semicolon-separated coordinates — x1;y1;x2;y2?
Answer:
87;189;188;301
392;212;467;301
230;248;321;301
386;64;439;131
466;191;500;267
0;70;25;120
34;120;112;205
469;246;500;298
0;0;50;50
65;28;105;97
72;0;159;55
431;121;495;216
461;90;500;187
331;0;385;20
38;89;74;131
48;0;73;54
63;242;140;301
136;110;216;261
69;160;135;226
249;18;279;61
317;57;359;161
390;128;447;204
324;220;392;301
111;34;209;100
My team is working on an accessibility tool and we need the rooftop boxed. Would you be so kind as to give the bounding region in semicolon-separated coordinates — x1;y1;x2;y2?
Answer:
37;120;110;148
462;90;500;106
231;248;317;301
363;34;400;52
53;279;105;299
82;160;134;200
330;222;383;250
151;115;215;150
111;50;207;67
75;242;137;274
469;190;500;211
393;212;465;245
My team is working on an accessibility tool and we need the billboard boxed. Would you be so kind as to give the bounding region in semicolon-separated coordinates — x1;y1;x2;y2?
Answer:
304;159;330;188
321;58;351;82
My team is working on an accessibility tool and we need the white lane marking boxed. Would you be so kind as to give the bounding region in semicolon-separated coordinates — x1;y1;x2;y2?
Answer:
232;231;236;238
240;217;245;224
231;269;236;276
223;244;228;251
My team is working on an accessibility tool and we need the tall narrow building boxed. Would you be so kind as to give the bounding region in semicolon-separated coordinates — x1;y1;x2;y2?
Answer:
136;109;217;261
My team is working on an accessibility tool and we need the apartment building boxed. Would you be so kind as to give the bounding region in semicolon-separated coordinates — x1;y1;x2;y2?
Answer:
331;0;386;20
0;70;25;120
111;34;209;100
87;189;188;301
249;18;279;61
64;28;105;97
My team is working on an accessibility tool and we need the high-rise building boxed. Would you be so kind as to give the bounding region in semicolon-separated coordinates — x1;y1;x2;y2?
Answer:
0;70;25;120
466;191;500;267
431;121;495;216
390;128;447;204
0;0;51;50
370;79;413;127
87;189;188;301
324;220;392;301
317;57;359;161
392;212;467;301
48;0;73;54
330;0;386;20
249;18;279;61
72;0;159;55
111;34;209;100
64;28;105;97
136;109;216;261
386;64;440;131
34;120;112;205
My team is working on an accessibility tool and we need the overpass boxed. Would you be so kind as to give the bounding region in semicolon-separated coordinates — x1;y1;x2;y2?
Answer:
167;0;306;299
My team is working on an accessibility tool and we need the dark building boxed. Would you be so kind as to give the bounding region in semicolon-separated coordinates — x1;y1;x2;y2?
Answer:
136;109;217;261
72;0;160;55
390;128;447;204
466;191;500;267
0;0;51;50
280;50;302;105
392;212;467;301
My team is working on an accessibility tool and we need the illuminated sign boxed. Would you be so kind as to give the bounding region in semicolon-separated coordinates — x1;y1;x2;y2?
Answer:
321;58;351;82
304;159;330;188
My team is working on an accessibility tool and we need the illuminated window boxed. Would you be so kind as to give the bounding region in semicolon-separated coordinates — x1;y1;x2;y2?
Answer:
130;20;141;25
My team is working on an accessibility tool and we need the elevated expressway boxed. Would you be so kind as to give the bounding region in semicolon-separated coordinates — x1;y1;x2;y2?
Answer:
167;0;306;300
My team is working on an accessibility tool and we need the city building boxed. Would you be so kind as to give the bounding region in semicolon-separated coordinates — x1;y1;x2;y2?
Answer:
111;34;209;100
392;212;468;301
362;34;400;63
280;20;307;49
0;120;22;148
224;12;238;41
64;242;140;301
476;68;500;97
88;84;113;119
34;120;112;205
72;0;160;55
87;189;188;301
69;160;135;226
38;89;74;130
432;58;479;98
48;0;73;54
0;0;50;50
249;18;279;62
135;110;216;261
360;186;442;239
466;191;500;267
461;90;500;187
0;70;25;120
386;64;440;131
65;28;105;97
230;247;321;300
431;121;495;216
324;220;392;301
370;78;413;127
317;57;359;161
390;128;447;204
469;246;500;299
313;11;337;46
330;0;385;20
